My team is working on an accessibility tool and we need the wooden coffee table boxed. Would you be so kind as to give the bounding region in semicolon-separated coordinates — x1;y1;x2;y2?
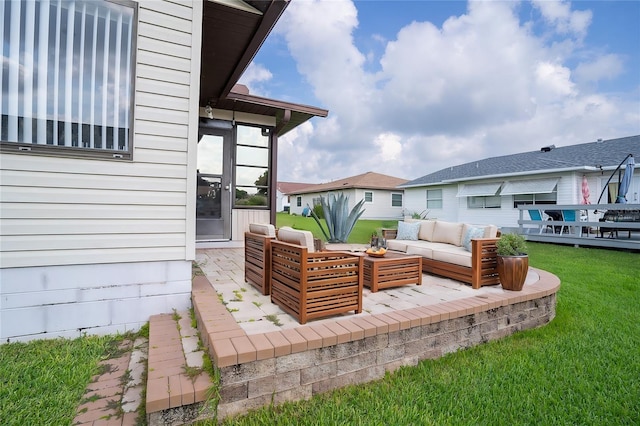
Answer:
363;251;422;292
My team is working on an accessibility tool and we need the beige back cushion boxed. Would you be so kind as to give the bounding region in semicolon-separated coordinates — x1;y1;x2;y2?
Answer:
418;220;436;241
461;223;499;240
483;225;498;238
432;220;465;246
405;218;436;241
249;223;276;237
277;227;315;252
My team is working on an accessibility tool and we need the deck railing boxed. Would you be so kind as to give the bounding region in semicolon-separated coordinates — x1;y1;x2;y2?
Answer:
517;204;640;238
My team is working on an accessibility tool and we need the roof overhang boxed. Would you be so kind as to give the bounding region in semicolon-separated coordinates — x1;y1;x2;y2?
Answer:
400;166;601;188
200;0;288;103
200;0;327;135
220;86;328;136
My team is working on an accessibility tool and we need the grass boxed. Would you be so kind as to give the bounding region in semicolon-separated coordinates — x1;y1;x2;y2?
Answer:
201;241;639;425
276;212;397;243
0;334;124;426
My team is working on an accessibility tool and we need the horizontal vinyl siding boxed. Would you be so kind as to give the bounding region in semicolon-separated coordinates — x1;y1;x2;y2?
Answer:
0;0;196;268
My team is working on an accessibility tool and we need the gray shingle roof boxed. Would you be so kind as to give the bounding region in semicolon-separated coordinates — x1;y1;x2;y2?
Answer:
401;135;639;187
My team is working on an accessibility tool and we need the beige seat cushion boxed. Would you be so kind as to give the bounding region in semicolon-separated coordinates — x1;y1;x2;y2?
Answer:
431;245;473;268
249;223;276;237
277;227;315;252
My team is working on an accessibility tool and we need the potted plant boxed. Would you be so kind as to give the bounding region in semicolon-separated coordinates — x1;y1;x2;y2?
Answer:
496;233;529;291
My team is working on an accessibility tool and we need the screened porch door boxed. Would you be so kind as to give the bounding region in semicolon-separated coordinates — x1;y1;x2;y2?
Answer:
196;129;232;240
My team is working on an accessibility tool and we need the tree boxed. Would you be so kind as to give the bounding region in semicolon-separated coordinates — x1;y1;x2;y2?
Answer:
254;171;268;196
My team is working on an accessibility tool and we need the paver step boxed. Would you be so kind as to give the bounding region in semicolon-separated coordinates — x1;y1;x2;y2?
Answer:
145;311;212;414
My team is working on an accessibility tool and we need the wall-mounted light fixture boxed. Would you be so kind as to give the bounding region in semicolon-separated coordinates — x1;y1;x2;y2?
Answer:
205;104;213;119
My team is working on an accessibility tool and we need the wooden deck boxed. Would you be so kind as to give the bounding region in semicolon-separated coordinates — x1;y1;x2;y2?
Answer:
517;204;640;251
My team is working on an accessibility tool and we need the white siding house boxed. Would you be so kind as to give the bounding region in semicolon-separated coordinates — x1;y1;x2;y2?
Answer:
400;136;639;231
287;172;408;220
0;0;327;342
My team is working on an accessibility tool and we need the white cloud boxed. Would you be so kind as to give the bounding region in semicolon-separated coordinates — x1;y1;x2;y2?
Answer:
238;62;273;96
574;54;624;84
531;0;592;39
272;0;639;183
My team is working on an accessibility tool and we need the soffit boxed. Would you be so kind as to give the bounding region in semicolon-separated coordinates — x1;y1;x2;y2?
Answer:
200;0;288;105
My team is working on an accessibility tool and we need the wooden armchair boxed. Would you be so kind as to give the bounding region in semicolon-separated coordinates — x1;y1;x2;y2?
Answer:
244;223;277;295
270;230;363;324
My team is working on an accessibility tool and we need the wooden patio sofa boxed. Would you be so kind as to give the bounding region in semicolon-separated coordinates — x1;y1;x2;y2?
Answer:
383;220;500;289
270;227;363;324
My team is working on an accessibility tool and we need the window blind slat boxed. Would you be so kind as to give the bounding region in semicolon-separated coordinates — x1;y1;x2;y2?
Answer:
37;0;50;145
90;7;98;149
64;1;75;146
101;9;111;149
53;0;62;146
78;3;87;147
8;0;21;141
113;12;123;150
23;1;36;143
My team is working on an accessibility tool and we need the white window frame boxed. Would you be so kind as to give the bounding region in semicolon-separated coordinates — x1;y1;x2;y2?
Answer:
468;195;501;209
364;191;373;203
513;192;557;208
0;0;137;160
296;196;302;207
426;189;443;209
391;192;402;207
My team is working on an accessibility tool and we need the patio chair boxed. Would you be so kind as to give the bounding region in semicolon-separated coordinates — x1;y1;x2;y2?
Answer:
270;227;363;324
526;209;547;234
561;210;582;237
244;223;277;295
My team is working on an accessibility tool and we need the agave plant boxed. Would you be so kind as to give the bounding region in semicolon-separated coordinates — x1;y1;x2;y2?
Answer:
309;193;366;243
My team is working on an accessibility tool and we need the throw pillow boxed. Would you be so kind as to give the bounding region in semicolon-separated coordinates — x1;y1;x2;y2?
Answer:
462;227;486;252
396;221;420;241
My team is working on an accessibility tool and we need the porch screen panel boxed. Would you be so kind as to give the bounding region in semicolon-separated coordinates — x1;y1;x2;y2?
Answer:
0;0;135;155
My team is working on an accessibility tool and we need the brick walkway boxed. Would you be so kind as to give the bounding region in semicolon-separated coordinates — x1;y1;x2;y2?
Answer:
73;338;147;425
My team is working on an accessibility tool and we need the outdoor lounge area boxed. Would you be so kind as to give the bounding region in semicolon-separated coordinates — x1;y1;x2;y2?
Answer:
145;247;561;423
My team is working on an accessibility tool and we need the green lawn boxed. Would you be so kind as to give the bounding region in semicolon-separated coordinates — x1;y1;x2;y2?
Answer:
1;225;638;425
276;212;397;243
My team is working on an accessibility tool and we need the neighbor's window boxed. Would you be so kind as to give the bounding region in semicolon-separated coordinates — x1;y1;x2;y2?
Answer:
234;124;271;208
296;196;302;207
391;193;403;207
0;0;137;159
468;196;501;209
364;191;373;203
426;189;443;209
513;192;557;208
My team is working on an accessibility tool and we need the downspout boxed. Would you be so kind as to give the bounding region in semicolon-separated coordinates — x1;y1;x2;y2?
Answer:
271;109;291;225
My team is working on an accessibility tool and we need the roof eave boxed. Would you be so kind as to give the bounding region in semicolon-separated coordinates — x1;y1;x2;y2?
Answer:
400;165;602;188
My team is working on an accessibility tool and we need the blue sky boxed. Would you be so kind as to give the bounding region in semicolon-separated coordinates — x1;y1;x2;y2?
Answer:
239;0;640;183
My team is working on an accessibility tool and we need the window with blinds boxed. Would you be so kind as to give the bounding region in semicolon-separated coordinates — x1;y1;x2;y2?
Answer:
0;0;136;159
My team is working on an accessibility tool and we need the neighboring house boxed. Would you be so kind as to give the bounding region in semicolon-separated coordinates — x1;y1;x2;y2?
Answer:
276;182;314;212
399;135;640;230
287;172;409;220
0;0;327;342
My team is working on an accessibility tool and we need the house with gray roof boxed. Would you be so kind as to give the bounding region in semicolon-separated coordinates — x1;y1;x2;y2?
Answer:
399;135;639;230
287;172;409;220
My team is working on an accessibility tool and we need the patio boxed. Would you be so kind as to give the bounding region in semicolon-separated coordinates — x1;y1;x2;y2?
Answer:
146;248;560;424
